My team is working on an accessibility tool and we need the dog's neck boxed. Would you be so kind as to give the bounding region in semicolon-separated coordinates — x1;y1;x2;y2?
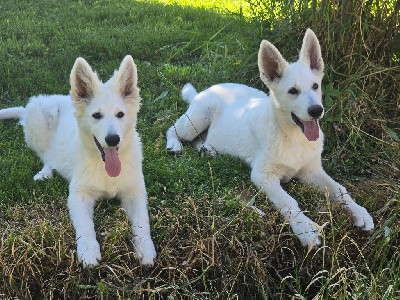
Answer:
268;93;296;134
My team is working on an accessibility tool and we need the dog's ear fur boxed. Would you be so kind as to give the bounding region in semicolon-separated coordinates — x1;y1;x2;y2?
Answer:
299;29;324;74
258;40;288;86
115;55;139;103
70;57;100;104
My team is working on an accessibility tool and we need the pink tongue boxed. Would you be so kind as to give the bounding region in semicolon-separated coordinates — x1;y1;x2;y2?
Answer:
303;120;320;141
104;148;121;177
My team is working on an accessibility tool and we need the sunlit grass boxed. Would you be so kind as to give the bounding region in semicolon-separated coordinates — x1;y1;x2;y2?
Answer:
138;0;253;17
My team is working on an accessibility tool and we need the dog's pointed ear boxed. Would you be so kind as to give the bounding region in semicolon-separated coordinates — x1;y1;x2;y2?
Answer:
258;40;288;86
70;57;100;104
116;55;139;103
299;29;324;74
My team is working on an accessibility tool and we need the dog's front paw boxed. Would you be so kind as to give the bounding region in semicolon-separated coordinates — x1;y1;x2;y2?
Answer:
76;239;102;268
346;202;374;231
290;216;322;248
133;236;156;266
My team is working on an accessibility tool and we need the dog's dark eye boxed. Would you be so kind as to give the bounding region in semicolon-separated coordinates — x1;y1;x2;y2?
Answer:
92;112;103;119
312;83;319;90
288;87;299;95
116;112;125;118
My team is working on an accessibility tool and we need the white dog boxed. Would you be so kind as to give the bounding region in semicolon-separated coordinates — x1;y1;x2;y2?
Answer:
0;56;156;267
166;29;374;247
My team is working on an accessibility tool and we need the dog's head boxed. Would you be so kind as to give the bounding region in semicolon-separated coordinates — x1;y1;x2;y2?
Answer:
258;29;324;141
70;55;140;177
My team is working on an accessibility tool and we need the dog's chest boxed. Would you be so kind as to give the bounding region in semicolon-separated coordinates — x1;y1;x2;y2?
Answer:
262;134;322;180
71;154;141;199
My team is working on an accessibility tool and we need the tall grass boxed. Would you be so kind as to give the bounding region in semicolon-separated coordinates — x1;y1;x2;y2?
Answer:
246;0;399;177
247;0;398;68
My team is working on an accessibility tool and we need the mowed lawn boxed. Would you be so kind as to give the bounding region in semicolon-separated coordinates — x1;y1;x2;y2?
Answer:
0;0;399;299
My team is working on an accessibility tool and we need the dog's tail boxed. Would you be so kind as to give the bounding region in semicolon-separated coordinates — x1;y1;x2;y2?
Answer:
0;107;25;121
181;83;198;103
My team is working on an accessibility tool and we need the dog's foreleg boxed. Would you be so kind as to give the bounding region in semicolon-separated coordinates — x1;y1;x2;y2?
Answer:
121;187;156;266
298;166;374;231
67;191;101;267
251;169;321;248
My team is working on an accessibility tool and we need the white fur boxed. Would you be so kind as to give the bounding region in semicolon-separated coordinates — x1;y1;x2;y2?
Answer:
0;56;156;267
166;29;374;247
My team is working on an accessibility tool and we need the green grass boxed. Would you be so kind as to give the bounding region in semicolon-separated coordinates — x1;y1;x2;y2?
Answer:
0;0;399;298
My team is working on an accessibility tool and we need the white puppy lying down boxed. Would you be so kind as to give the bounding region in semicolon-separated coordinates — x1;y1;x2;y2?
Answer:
166;29;374;247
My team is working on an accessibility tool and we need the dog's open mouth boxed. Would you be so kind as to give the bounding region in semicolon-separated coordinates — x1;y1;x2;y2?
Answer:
94;137;121;177
291;113;320;141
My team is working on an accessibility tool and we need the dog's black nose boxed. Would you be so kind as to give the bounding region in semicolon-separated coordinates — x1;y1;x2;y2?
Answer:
105;134;120;147
308;105;323;118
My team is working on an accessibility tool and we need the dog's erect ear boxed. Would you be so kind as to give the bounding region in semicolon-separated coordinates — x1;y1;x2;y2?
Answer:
299;29;324;74
258;40;288;86
70;57;100;104
115;55;139;103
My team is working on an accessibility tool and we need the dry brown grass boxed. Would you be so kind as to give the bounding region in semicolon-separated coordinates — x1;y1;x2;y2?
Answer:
1;179;397;298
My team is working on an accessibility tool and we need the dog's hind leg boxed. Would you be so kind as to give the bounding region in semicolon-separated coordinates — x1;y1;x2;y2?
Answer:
166;101;214;155
33;164;53;181
190;130;217;156
23;96;59;156
23;96;60;181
